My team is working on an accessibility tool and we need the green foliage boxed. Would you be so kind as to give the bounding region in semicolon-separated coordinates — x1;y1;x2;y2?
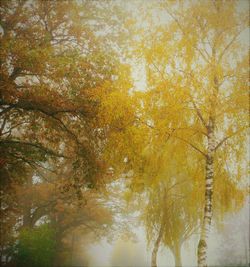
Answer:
15;224;56;267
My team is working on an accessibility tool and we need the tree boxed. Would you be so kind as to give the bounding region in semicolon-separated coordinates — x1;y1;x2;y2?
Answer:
15;224;56;267
0;168;114;266
136;139;201;267
135;1;248;266
147;185;197;267
1;1;248;266
0;0;126;191
0;1;133;265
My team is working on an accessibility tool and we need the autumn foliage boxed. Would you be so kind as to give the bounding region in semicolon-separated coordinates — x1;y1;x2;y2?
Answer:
0;1;249;267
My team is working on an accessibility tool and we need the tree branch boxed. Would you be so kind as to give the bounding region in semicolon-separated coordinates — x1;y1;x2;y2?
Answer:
171;134;207;157
0;140;67;158
214;127;247;151
163;4;210;64
0;100;87;148
191;99;208;129
218;28;247;63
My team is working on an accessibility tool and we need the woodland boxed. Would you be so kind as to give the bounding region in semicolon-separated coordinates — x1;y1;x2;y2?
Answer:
0;1;249;267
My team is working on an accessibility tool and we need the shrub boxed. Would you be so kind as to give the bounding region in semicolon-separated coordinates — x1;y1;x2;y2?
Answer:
15;224;56;267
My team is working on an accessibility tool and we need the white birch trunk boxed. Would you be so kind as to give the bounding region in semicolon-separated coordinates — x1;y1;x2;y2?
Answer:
197;126;215;267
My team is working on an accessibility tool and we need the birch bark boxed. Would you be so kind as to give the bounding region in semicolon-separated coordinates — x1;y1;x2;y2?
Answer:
197;121;216;267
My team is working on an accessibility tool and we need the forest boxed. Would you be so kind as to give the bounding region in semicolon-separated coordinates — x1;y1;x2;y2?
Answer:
0;1;249;267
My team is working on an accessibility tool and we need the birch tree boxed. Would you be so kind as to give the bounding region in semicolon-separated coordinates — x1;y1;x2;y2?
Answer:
136;1;249;266
139;138;201;267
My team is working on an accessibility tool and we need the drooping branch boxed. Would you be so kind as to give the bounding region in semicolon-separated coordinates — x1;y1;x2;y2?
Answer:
177;69;208;130
0;100;89;148
10;153;56;174
0;121;29;137
218;27;248;63
0;140;68;158
136;116;207;157
0;99;87;117
214;127;247;151
171;134;207;157
163;4;210;64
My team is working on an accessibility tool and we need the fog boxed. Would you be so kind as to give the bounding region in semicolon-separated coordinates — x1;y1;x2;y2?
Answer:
1;1;249;267
87;199;249;267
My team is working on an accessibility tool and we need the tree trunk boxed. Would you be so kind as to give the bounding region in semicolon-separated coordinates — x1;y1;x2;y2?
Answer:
151;222;164;267
70;233;75;266
173;244;182;267
22;209;32;228
22;176;33;229
197;126;215;267
53;229;64;267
